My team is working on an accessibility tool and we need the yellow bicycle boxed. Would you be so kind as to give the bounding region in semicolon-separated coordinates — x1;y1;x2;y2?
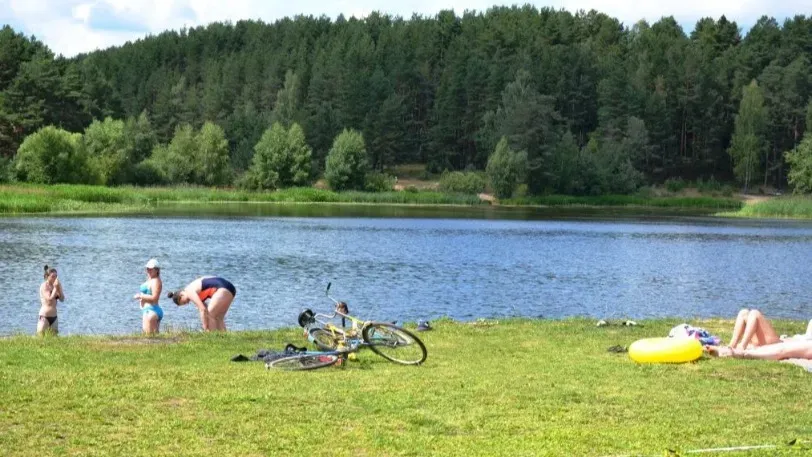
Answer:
268;283;427;370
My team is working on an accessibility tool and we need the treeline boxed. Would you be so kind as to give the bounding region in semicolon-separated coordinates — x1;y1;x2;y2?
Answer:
2;7;812;194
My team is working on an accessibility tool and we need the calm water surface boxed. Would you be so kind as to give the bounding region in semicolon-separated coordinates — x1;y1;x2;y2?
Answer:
1;211;811;335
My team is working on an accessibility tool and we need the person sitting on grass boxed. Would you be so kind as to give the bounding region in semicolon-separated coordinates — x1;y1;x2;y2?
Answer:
705;308;812;360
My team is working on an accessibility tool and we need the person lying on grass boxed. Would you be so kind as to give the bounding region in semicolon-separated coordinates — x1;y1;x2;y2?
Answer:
705;308;812;360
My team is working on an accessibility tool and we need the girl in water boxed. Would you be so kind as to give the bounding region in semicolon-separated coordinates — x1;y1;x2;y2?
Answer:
134;259;163;334
38;265;64;335
167;276;236;331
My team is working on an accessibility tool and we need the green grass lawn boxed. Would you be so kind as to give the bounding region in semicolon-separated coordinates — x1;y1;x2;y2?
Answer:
1;319;810;456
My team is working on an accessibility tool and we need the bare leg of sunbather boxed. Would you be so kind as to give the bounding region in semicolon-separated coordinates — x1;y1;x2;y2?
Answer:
728;309;750;348
737;340;812;360
706;340;812;360
735;309;780;350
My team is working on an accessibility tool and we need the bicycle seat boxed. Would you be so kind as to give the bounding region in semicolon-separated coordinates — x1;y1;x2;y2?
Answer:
298;309;316;327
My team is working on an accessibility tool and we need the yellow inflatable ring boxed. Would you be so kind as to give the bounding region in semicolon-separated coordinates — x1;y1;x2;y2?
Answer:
628;337;703;364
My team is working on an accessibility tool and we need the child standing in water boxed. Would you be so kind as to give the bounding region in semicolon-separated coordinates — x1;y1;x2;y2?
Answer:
134;259;163;334
38;265;64;335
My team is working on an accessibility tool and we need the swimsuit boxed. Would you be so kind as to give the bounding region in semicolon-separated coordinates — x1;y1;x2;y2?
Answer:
39;315;57;326
140;282;163;321
198;277;236;303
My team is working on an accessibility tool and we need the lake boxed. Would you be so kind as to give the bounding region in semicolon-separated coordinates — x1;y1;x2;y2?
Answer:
1;207;811;335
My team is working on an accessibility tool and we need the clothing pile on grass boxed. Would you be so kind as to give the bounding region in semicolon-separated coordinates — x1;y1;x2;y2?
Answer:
231;344;307;363
668;323;721;346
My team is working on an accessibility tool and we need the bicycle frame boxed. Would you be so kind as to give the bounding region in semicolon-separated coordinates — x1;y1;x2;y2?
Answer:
301;282;373;345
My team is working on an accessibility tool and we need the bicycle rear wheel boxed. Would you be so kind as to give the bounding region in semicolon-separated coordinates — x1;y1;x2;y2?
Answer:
309;328;340;350
362;323;427;365
266;353;340;371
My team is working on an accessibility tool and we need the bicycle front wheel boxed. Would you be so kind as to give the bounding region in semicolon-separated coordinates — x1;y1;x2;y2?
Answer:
362;323;427;365
309;328;340;350
267;353;340;371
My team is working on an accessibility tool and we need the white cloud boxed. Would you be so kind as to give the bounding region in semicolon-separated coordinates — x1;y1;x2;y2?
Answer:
2;0;805;56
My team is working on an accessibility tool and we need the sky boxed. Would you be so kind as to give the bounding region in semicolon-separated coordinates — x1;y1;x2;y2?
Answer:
0;0;806;57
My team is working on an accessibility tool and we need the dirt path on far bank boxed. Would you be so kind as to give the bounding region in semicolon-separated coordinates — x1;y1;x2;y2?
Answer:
739;194;774;205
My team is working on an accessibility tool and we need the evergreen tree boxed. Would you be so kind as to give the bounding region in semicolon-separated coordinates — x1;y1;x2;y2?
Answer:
125;111;158;164
271;70;301;128
1;10;812;192
481;70;562;194
226;101;267;172
368;92;406;171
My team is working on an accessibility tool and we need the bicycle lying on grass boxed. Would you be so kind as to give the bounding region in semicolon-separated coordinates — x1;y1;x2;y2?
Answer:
267;283;428;370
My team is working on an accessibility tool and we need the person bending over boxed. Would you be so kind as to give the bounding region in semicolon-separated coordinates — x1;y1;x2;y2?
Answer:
168;276;236;331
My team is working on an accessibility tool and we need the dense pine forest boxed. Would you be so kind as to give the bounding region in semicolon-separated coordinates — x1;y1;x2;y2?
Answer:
1;7;812;195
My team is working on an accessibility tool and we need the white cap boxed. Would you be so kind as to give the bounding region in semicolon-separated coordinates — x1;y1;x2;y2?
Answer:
145;259;160;269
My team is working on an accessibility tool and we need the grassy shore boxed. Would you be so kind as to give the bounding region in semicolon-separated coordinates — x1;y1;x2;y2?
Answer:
0;184;483;215
721;196;812;219
0;184;747;216
1;319;810;456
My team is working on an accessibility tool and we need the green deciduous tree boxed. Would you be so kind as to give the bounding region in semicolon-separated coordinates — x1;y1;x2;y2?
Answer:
82;117;130;185
728;80;767;192
195;121;232;186
325;129;368;191
486;137;528;199
785;136;812;193
148;124;198;184
13;126;87;183
785;98;812;194
247;122;312;189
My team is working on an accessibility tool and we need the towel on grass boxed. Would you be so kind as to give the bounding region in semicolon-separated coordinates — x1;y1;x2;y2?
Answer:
781;358;812;373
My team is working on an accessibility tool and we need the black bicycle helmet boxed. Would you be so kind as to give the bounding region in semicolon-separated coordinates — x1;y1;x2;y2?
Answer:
298;309;315;327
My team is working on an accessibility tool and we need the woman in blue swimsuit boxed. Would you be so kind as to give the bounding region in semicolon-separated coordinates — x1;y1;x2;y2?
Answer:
168;276;235;331
134;259;163;334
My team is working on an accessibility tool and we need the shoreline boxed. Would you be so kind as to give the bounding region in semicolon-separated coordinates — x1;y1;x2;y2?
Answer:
2;317;809;340
3;183;811;220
